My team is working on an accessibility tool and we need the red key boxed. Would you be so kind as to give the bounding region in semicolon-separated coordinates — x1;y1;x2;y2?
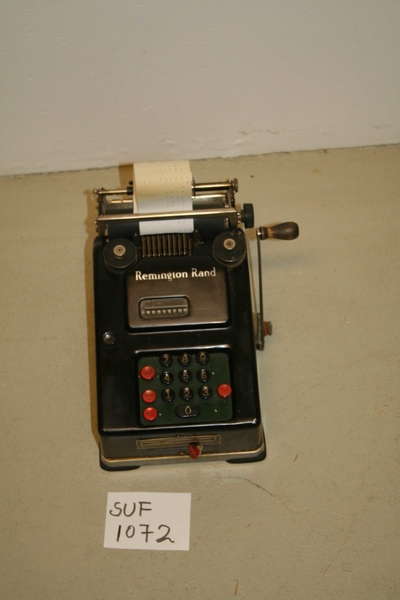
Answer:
217;383;232;398
140;365;156;380
142;389;156;403
143;407;158;421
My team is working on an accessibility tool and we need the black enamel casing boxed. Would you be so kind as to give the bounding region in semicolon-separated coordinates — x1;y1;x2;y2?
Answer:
93;230;265;469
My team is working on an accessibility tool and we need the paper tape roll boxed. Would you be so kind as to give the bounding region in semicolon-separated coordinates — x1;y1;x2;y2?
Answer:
133;160;193;235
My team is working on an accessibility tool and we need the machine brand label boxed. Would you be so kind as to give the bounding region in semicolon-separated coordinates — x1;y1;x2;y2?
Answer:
135;267;217;282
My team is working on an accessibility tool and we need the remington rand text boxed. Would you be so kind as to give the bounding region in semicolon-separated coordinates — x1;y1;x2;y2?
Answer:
134;267;217;281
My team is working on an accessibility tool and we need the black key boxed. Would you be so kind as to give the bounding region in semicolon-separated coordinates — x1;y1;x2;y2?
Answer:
196;351;209;364
198;385;212;400
178;352;191;366
180;387;193;401
197;368;210;383
161;388;175;402
179;369;192;383
160;371;174;385
159;353;173;367
175;404;201;418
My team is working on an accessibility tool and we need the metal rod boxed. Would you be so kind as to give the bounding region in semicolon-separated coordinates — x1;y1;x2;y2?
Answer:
106;194;227;207
101;192;228;202
256;230;265;350
193;180;237;192
95;189;128;195
94;181;237;197
97;207;239;227
191;193;228;200
108;199;134;204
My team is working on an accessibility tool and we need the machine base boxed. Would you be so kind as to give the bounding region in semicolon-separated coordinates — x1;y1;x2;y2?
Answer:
99;435;266;470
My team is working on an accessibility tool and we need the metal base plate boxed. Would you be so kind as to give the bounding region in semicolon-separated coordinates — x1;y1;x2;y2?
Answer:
99;435;266;470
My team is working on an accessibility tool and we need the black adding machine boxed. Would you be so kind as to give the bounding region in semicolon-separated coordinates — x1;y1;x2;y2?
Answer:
92;160;298;469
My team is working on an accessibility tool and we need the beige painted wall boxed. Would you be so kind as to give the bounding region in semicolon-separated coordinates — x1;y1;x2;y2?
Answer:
1;1;399;175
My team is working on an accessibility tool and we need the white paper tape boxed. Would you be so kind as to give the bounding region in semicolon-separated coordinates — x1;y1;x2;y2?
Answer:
133;160;193;235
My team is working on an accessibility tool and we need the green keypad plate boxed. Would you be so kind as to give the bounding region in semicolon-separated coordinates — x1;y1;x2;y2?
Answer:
138;351;233;426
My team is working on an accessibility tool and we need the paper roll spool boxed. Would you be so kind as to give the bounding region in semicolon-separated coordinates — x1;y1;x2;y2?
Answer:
133;160;193;235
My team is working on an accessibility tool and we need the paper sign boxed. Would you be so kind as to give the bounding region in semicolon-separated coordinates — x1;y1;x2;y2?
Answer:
104;492;191;551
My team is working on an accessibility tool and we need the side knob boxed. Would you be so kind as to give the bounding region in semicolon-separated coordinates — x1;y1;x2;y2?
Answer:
241;204;254;229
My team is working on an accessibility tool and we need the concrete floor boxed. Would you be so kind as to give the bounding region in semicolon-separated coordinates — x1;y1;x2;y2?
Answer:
0;145;399;599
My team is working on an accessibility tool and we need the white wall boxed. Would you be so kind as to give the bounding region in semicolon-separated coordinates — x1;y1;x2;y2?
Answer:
1;0;399;176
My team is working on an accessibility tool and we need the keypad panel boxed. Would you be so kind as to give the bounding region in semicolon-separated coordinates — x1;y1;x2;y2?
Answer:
138;351;233;426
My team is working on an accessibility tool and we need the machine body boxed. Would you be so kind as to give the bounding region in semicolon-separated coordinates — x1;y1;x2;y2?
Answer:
93;163;298;469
